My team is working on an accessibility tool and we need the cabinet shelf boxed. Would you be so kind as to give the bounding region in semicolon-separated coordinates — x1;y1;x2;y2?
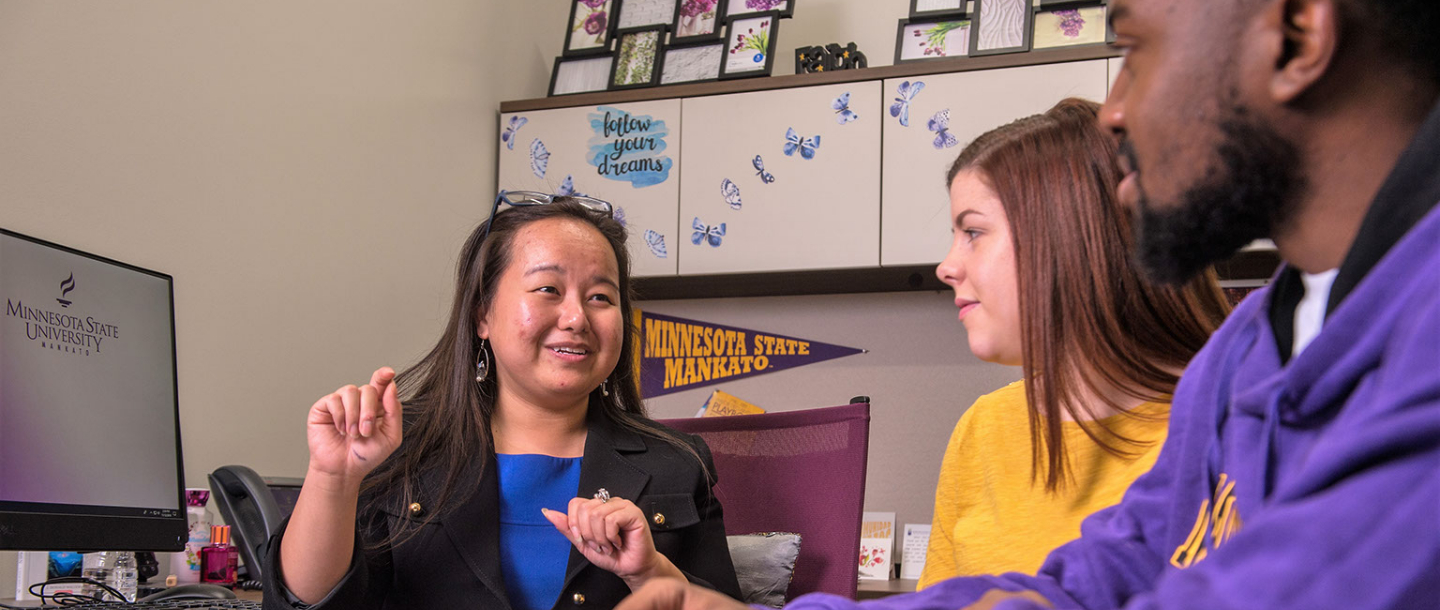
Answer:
633;248;1280;300
501;46;1120;113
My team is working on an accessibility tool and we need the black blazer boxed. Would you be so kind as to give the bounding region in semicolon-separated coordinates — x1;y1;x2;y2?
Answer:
262;413;742;610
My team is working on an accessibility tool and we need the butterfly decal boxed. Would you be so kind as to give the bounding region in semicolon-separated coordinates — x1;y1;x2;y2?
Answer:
890;80;925;127
501;116;527;150
644;230;668;259
928;109;959;149
721;178;742;210
529;139;550;178
833;92;859;124
614;206;627;228
557;174;587;198
752;155;776;184
783;128;821;160
691;217;726;247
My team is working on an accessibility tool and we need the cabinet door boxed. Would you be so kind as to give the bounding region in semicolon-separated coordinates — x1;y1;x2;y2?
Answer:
678;82;882;274
498;100;682;277
880;60;1109;266
1108;56;1123;95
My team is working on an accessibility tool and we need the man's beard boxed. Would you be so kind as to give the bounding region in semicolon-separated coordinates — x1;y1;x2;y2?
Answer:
1127;106;1305;284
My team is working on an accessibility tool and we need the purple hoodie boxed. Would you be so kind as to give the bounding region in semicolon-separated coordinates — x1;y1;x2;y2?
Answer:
782;106;1440;610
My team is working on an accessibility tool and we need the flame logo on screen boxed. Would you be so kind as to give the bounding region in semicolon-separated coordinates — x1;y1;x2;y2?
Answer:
57;273;75;307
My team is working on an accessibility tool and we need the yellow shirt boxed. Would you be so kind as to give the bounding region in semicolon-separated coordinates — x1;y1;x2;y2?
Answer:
917;380;1169;588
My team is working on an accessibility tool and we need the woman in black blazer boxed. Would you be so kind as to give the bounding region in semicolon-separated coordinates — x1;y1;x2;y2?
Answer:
263;196;741;610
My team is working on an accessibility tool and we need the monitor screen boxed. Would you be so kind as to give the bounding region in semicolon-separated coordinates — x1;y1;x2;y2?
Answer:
0;228;186;551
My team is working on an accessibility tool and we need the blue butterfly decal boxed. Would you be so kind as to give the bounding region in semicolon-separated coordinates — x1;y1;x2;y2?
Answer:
783;128;821;160
691;217;726;247
833;92;859;124
614;206;627;228
890;80;925;127
502;116;527;150
928;109;959;149
644;229;668;259
557;174;587;198
529;139;550;178
752;155;776;184
721;178;742;210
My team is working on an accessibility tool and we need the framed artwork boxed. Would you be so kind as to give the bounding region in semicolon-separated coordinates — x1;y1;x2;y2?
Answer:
969;0;1033;56
672;0;728;44
564;0;616;57
720;12;779;79
610;27;667;89
548;55;616;96
660;41;724;84
618;0;679;29
725;0;794;18
1032;1;1107;50
894;17;971;63
909;0;967;18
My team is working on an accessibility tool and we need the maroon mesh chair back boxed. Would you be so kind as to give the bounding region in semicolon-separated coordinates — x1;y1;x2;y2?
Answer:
660;402;871;600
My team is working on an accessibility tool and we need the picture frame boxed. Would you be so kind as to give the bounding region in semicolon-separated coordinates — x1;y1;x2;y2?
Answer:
549;54;616;96
969;0;1033;57
660;40;725;85
563;0;617;57
671;0;728;44
1032;0;1108;50
719;12;779;79
610;26;667;89
908;0;967;19
617;0;679;30
725;0;794;19
894;16;972;63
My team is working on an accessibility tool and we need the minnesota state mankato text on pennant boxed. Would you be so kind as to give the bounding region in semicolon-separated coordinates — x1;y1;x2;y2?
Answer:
636;310;865;398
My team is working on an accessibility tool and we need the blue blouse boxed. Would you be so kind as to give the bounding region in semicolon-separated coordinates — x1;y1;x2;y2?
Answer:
496;454;583;610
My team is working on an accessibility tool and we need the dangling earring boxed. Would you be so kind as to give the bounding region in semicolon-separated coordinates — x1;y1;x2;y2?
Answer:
475;338;491;383
600;378;610;397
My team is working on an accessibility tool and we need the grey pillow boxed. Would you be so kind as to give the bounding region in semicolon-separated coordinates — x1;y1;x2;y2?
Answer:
725;532;802;608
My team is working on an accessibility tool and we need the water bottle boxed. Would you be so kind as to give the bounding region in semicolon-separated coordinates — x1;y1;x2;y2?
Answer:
81;551;138;602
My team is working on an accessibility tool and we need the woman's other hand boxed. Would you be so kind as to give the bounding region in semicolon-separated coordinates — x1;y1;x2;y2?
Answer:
306;367;404;488
543;495;684;590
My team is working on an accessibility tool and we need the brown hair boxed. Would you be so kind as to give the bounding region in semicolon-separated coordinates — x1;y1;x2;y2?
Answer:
946;98;1230;491
361;199;696;547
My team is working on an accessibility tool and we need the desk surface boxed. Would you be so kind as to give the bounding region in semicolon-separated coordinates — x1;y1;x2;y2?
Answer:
856;578;918;600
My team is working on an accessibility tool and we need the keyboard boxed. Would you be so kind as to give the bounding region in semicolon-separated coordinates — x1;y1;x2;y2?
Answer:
32;601;261;609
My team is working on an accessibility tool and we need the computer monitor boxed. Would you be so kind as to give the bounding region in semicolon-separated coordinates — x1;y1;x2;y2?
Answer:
0;228;186;551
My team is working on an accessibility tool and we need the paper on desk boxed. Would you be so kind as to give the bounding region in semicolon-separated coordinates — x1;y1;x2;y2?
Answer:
698;390;766;417
900;524;931;580
859;512;896;580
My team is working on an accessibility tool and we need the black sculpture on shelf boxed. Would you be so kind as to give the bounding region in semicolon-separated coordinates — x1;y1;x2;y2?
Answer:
795;42;867;74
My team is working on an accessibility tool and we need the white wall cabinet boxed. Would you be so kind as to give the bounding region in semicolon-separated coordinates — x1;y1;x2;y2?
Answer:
879;60;1110;266
498;100;682;277
677;82;883;275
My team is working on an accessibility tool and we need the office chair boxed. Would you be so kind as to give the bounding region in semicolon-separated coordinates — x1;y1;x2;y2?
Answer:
208;465;286;583
661;399;871;601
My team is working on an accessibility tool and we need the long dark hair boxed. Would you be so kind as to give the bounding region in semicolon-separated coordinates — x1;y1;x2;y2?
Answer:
946;98;1230;491
361;199;694;546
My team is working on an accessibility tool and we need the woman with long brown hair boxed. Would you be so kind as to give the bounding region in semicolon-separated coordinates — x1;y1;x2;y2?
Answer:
264;197;740;609
919;98;1229;585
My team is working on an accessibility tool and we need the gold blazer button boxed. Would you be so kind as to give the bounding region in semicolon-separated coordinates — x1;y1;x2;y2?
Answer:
572;592;586;605
408;502;423;517
652;512;665;526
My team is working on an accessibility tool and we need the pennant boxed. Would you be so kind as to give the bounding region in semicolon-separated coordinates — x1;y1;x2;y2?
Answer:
635;310;865;398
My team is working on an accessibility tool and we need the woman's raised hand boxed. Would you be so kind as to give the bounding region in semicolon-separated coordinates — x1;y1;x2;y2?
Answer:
542;495;684;590
305;367;404;487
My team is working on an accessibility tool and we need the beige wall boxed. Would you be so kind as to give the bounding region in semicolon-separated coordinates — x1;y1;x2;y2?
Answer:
0;0;567;593
1;0;1020;592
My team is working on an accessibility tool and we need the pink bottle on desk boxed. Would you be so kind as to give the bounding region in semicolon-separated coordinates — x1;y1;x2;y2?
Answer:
200;525;238;586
